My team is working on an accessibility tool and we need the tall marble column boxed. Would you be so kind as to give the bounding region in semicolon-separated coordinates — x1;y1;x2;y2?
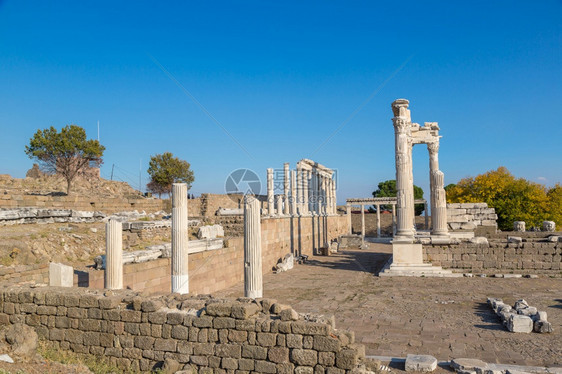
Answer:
267;168;274;216
276;195;283;216
296;166;302;213
427;141;439;230
290;170;297;215
244;195;262;298
332;177;337;214
392;204;396;236
105;219;123;290
283;163;290;215
431;170;448;236
392;99;415;240
303;169;309;214
346;203;352;234
310;170;316;214
171;183;189;294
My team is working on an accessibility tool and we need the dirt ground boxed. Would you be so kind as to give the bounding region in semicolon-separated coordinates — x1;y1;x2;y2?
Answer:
215;243;562;368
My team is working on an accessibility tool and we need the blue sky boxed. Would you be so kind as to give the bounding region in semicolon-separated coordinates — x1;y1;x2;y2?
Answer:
1;1;560;203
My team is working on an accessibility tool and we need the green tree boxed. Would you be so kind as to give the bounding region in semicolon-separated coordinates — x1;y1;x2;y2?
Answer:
147;152;194;197
446;167;556;230
372;180;425;215
25;124;105;194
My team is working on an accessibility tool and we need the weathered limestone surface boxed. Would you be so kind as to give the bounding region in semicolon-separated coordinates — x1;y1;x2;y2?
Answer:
513;221;526;232
197;224;225;239
244;195;263;299
543;221;556;232
447;203;498;230
0;286;366;373
405;354;437;372
171;183;189;294
48;263;73;287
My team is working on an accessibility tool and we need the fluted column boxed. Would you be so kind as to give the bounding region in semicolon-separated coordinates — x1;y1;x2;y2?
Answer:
244;195;263;298
276;194;283;216
105;220;123;290
296;166;302;213
283;163;290;215
290;170;297;215
431;170;448;236
303;170;310;214
392;99;415;241
427;141;439;230
171;183;189;294
376;204;381;237
267;168;274;216
332;178;337;214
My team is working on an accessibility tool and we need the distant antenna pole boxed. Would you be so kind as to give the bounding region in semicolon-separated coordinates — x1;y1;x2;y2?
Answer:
97;120;100;142
139;159;142;195
110;164;115;181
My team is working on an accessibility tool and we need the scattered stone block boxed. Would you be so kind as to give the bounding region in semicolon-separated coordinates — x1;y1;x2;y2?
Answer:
533;320;553;333
405;354;437;372
507;236;522;244
450;358;488;372
197;224;224;239
49;263;73;287
507;315;533;333
542;221;556;232
513;221;525;232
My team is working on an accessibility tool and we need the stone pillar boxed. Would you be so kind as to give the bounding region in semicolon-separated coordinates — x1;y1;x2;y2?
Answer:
267;168;274;216
275;195;282;216
283;163;290;215
392;204;396;236
320;175;326;215
290;170;297;215
311;170;317;214
392;99;415;241
427;141;439;230
376;204;381;237
346;203;352;234
296;166;302;213
424;201;429;230
303;169;309;214
244;195;263;298
332;178;337;214
171;183;189;294
431;170;448;236
361;204;365;238
105;220;123;290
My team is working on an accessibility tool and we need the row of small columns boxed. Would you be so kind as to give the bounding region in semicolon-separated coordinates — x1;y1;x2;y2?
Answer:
267;164;337;217
345;200;430;238
104;184;265;299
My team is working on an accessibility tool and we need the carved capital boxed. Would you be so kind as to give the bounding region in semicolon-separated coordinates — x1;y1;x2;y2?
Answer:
427;141;439;155
393;118;410;134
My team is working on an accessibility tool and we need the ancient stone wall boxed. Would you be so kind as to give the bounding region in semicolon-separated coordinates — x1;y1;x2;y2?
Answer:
423;239;561;273
447;203;497;231
80;215;348;295
0;286;366;373
0;264;49;285
0;194;164;214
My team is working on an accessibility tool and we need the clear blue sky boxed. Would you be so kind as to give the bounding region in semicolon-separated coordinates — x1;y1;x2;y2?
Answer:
1;1;560;203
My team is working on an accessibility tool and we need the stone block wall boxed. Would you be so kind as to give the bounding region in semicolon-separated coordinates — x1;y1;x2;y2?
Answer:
0;264;49;285
0;193;165;214
447;203;497;231
80;215;348;295
423;239;561;273
0;286;366;373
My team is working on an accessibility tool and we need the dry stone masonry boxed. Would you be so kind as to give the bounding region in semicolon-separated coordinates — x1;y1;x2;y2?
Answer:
446;203;498;231
0;286;368;373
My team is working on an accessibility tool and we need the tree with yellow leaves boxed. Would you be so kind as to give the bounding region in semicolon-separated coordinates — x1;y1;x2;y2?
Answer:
446;167;559;230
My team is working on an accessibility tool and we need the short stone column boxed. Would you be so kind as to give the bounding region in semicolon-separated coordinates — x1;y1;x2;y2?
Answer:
267;168;274;216
431;170;448;236
376;204;381;237
361;204;365;238
392;99;415;241
346;203;352;234
290;170;297;215
276;194;283;216
105;220;123;290
514;221;526;232
283;163;290;215
244;195;263;298
171;183;189;294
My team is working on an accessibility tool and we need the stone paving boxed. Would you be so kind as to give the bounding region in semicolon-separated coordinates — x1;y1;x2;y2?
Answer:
215;243;562;367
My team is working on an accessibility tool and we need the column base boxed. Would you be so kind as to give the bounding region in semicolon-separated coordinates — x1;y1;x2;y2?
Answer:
171;274;189;294
379;243;461;277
